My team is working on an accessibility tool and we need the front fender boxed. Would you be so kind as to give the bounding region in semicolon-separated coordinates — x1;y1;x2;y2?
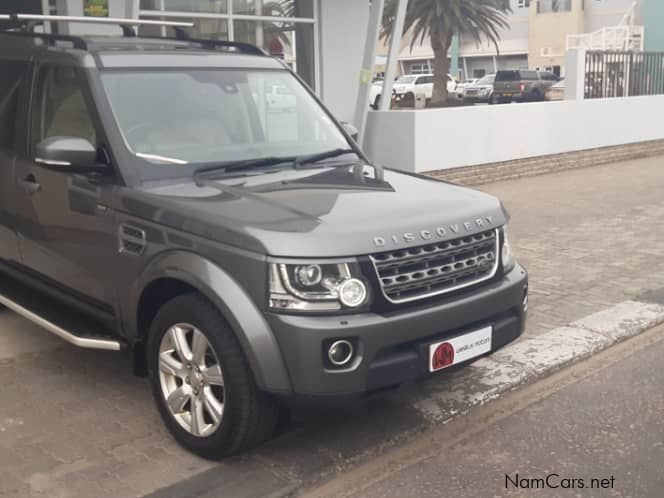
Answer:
129;250;292;394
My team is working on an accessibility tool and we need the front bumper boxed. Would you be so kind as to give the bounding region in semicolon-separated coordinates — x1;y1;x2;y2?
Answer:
463;94;491;103
265;264;528;399
496;91;527;101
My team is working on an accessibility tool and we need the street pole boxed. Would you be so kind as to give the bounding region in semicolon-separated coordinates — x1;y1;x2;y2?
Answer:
379;0;409;112
353;0;385;146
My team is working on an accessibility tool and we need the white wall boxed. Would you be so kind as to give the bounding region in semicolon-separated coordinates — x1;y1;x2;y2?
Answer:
364;95;664;173
318;0;369;123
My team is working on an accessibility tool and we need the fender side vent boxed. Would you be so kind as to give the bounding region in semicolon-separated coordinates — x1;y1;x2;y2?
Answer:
119;224;147;256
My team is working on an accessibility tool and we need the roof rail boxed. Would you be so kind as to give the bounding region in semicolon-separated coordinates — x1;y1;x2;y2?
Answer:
0;30;89;50
0;14;266;56
0;14;193;38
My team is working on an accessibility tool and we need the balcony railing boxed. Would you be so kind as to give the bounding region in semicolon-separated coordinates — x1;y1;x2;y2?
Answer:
537;0;572;13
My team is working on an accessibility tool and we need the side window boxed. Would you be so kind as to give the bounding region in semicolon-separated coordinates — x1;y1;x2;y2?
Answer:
30;66;96;152
417;76;433;85
0;60;28;150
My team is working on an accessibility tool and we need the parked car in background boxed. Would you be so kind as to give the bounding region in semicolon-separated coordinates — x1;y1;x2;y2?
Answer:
545;79;566;101
369;80;384;109
456;78;479;92
462;74;496;104
492;70;559;103
393;73;457;106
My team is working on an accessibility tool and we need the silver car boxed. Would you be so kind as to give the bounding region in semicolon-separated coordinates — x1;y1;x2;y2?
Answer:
462;74;496;104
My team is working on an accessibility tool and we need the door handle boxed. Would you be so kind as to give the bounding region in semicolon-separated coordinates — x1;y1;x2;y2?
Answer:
20;174;41;195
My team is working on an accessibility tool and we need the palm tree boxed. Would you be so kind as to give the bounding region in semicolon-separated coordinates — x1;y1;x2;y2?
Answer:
382;0;511;106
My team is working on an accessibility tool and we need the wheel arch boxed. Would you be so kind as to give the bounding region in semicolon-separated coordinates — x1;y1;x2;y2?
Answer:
129;251;292;395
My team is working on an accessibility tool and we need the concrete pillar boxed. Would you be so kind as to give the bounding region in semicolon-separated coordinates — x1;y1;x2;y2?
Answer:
564;48;586;101
319;0;370;123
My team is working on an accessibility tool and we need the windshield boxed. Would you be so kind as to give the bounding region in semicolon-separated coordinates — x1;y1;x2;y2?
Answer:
478;75;495;85
100;69;351;175
396;76;417;84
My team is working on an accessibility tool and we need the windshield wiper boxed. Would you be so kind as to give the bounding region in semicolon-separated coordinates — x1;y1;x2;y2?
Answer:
293;148;356;169
293;148;385;182
193;156;295;180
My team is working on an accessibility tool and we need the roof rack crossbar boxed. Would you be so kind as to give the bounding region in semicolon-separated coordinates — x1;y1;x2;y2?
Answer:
0;14;193;31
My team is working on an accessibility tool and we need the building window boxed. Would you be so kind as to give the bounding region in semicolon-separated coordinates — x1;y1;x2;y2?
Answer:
410;61;432;75
517;0;531;8
139;0;317;89
537;0;572;13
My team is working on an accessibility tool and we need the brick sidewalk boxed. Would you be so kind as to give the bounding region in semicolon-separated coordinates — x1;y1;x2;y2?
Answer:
1;155;664;497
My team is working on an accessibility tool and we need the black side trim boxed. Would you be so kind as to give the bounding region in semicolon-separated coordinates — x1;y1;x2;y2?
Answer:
0;260;117;329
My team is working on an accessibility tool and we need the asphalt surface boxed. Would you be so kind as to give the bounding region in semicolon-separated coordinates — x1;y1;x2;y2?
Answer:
303;324;664;498
2;155;664;497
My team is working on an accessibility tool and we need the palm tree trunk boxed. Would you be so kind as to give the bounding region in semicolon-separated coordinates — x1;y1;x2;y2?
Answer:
430;26;453;107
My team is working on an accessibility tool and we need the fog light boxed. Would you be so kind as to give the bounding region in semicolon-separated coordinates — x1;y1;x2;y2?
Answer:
328;340;354;367
338;278;367;308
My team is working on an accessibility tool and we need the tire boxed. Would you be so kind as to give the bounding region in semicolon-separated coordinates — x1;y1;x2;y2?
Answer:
489;93;500;105
530;89;542;102
373;94;381;109
147;293;278;459
403;92;415;108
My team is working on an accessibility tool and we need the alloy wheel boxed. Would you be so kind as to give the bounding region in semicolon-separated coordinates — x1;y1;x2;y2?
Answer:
158;323;225;438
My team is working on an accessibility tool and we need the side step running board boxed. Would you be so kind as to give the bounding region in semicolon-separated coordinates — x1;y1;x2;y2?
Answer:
0;293;123;351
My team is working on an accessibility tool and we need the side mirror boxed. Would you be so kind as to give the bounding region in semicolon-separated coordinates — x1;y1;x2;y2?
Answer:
340;122;359;142
35;137;104;171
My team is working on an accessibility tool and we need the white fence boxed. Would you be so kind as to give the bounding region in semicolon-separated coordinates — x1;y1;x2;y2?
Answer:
364;95;664;173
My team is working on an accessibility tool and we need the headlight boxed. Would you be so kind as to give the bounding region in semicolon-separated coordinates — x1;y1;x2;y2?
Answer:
269;261;369;312
501;227;516;273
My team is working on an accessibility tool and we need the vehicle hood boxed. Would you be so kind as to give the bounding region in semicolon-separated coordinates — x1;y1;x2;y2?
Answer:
118;167;508;258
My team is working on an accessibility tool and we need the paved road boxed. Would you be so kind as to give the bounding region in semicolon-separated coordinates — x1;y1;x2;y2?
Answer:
303;323;664;498
1;156;664;497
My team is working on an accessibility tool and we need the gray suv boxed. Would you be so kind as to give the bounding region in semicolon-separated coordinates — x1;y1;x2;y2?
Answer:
493;70;560;103
0;20;528;458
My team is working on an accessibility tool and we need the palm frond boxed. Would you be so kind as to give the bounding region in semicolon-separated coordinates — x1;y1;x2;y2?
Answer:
382;0;511;54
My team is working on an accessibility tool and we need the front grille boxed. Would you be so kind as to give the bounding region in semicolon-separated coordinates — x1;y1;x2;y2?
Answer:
370;229;499;304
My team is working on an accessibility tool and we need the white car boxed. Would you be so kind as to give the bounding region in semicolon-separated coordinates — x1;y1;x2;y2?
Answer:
392;74;457;105
369;80;384;109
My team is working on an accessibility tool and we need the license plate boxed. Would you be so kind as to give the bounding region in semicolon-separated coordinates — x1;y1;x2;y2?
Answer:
428;327;492;372
502;93;513;97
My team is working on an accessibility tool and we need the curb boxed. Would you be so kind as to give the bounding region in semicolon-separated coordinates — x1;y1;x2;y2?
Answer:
405;300;664;424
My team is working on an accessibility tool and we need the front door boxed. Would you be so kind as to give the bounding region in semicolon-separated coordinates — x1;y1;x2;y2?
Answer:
0;58;29;265
13;63;117;308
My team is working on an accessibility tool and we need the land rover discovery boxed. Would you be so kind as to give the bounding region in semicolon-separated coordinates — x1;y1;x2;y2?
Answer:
0;15;528;458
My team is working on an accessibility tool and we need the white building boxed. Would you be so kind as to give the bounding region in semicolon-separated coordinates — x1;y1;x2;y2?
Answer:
398;0;644;79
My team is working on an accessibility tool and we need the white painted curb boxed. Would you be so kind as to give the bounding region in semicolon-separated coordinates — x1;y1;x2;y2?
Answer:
405;300;664;423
